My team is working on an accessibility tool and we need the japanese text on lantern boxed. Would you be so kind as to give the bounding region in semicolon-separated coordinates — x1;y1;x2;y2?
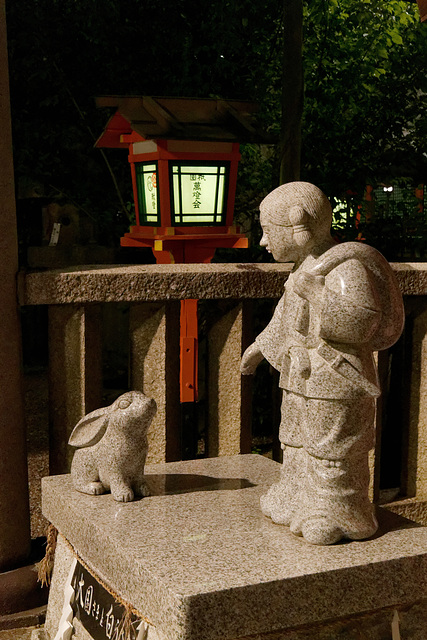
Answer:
190;174;205;209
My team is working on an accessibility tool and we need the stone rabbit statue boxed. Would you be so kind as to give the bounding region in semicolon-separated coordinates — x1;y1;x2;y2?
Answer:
68;391;156;502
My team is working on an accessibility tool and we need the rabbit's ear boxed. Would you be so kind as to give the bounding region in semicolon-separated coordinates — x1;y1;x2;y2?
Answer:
68;407;109;448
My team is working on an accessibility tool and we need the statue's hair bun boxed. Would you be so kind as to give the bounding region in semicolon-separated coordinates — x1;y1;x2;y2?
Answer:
289;205;312;247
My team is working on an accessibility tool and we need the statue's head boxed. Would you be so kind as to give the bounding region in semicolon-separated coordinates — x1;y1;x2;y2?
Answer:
259;182;333;262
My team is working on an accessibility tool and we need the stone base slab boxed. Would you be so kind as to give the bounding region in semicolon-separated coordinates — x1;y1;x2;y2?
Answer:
0;605;46;632
0;562;48;617
384;497;427;526
42;455;427;640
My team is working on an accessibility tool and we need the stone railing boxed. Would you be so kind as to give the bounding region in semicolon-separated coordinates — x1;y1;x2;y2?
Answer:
19;262;427;523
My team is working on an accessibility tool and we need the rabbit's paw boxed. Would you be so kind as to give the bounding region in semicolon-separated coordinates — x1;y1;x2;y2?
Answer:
112;487;135;502
87;481;104;495
136;481;150;498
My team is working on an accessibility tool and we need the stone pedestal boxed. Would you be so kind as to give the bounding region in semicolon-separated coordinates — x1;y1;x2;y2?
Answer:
42;455;427;640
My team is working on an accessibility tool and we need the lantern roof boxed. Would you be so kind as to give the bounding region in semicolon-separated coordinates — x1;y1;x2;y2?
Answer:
95;96;273;147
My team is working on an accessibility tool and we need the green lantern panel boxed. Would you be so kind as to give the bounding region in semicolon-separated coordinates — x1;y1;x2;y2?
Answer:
135;162;160;224
170;163;228;225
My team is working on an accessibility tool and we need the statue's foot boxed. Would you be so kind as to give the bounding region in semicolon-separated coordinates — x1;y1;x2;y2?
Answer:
260;482;295;526
287;452;378;545
342;518;378;541
291;516;343;546
261;445;305;525
290;514;378;545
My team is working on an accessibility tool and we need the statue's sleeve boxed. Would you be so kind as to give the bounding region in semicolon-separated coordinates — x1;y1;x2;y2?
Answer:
255;293;286;371
319;258;381;344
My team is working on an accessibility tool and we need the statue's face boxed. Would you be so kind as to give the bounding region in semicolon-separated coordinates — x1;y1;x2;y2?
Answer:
259;205;301;263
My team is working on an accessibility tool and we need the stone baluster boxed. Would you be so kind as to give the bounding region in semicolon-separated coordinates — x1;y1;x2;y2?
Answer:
129;302;181;463
48;305;102;474
403;297;427;501
207;301;252;457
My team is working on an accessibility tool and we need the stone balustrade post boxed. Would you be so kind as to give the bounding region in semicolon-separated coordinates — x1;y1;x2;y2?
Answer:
207;301;252;457
48;304;103;474
129;302;181;463
402;297;427;500
368;350;388;502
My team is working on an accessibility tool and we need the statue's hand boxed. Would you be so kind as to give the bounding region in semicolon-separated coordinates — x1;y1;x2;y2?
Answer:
241;343;264;375
293;272;325;307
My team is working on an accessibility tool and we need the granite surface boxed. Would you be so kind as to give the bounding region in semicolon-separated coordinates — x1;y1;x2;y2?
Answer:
19;264;293;305
241;182;404;545
17;263;427;306
384;497;427;526
42;454;427;640
69;391;156;501
129;302;181;464
44;534;75;639
214;601;427;640
404;297;427;501
207;302;252;457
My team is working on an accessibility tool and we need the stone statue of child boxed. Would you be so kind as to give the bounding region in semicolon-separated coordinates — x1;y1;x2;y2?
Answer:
241;182;404;545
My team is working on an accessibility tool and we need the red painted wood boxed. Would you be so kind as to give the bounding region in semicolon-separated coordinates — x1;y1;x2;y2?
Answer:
158;158;172;227
180;300;199;402
130;162;140;226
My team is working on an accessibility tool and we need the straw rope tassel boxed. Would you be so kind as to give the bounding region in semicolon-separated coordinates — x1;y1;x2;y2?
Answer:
118;604;134;640
37;524;58;587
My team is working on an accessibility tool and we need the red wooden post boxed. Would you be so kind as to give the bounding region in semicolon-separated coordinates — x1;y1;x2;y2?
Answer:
180;299;199;402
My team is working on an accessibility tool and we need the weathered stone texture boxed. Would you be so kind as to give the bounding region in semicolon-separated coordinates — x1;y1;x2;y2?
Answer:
224;601;427;640
20;264;292;305
48;305;102;474
43;455;427;640
404;298;427;499
19;263;427;307
208;302;252;456
384;497;427;526
129;302;181;463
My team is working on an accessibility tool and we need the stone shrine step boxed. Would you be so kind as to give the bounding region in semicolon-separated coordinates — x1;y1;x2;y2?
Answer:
42;455;427;640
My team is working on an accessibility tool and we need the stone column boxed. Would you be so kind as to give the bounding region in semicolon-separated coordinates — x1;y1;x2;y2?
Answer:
404;298;427;500
208;301;252;457
0;0;31;571
48;304;103;474
369;350;388;502
129;302;181;463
